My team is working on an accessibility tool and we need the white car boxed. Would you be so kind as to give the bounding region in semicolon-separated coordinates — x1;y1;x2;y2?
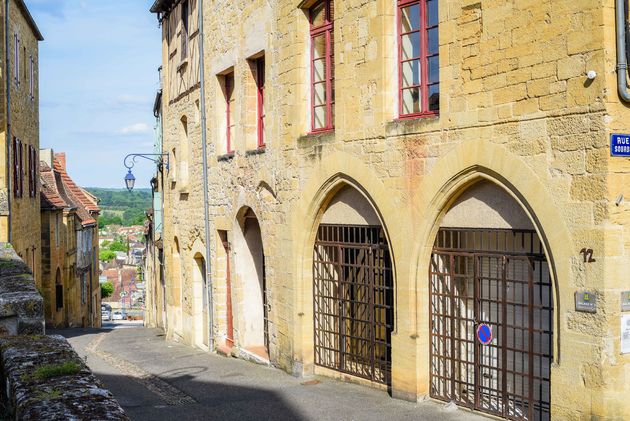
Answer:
101;310;111;321
112;311;124;320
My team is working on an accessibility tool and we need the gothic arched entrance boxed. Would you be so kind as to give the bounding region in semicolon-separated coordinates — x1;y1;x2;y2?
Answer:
429;181;553;420
312;186;394;385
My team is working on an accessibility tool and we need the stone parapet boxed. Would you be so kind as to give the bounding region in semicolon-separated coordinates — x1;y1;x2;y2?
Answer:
0;334;128;420
0;244;44;335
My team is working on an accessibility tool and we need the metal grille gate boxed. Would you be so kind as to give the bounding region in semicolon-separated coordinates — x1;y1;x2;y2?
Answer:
430;228;553;420
313;224;394;384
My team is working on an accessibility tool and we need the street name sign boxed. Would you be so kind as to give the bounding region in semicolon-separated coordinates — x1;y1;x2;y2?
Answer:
611;134;630;156
575;291;597;313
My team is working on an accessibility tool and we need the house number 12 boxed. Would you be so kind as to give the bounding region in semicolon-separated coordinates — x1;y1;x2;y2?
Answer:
580;248;595;263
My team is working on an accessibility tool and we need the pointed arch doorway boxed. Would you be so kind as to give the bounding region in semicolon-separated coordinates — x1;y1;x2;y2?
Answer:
234;208;269;359
429;181;553;420
312;186;394;385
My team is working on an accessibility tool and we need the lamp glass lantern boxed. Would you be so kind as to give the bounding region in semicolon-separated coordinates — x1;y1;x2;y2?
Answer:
124;169;136;192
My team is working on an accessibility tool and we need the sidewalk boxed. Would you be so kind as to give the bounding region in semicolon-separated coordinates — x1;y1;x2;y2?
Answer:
56;326;488;421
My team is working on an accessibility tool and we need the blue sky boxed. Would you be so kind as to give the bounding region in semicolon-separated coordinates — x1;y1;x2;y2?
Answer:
26;0;162;188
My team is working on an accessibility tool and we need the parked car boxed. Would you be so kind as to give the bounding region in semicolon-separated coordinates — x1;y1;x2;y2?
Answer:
112;311;124;320
101;310;112;321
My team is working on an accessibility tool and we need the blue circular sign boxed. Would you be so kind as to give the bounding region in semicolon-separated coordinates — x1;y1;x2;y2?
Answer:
476;323;493;345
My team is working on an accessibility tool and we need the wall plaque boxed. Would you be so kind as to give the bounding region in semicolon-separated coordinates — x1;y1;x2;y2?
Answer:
622;314;630;355
622;291;630;312
575;291;597;313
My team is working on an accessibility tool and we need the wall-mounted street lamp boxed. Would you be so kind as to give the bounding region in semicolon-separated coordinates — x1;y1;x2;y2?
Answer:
123;153;169;192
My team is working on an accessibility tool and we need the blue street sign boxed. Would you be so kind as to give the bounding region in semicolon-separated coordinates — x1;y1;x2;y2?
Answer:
611;134;630;156
476;323;493;345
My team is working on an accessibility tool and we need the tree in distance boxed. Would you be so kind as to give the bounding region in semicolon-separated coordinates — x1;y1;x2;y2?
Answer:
101;282;114;299
99;250;116;262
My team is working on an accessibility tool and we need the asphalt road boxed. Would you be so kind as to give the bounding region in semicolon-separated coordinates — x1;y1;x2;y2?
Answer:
54;325;488;421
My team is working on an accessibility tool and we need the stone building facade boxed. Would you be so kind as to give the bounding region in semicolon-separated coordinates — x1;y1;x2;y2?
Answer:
0;0;43;282
39;150;101;328
149;0;630;419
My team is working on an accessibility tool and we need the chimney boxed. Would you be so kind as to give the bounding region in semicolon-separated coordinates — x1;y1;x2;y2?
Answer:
40;148;54;167
55;152;66;170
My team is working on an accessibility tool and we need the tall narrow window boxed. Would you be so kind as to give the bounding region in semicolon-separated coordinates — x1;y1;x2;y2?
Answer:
28;146;33;197
20;142;24;197
181;0;189;60
28;146;37;198
12;138;19;197
256;57;265;148
309;0;334;132
13;138;24;198
398;0;439;117
55;214;60;247
29;56;34;99
225;72;235;154
14;34;19;85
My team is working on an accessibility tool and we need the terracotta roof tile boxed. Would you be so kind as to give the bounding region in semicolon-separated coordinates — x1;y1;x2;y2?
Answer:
39;162;67;210
46;153;100;227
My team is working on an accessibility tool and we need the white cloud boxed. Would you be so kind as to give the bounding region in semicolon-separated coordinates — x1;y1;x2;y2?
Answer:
118;123;152;136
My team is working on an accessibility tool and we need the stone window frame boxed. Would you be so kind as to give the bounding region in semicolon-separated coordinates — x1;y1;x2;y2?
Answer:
12;137;23;199
225;72;235;154
29;55;34;100
309;0;335;133
398;0;439;118
180;0;189;61
14;33;19;87
28;145;37;198
255;56;266;149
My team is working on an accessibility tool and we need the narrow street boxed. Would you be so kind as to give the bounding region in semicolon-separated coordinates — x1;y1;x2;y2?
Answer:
53;325;487;421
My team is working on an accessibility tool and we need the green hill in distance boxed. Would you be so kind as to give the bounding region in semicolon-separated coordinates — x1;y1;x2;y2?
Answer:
86;188;152;228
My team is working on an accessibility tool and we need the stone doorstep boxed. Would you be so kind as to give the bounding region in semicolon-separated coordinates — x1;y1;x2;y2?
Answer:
231;346;271;366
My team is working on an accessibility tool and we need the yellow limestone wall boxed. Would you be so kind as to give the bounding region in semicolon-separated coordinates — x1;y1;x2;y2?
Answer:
153;0;630;418
0;0;41;284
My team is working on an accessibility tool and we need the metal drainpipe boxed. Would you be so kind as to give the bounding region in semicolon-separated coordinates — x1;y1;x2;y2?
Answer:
617;0;630;102
5;0;12;243
198;0;214;351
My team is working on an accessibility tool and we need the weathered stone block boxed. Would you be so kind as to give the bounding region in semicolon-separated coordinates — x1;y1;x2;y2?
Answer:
0;334;128;420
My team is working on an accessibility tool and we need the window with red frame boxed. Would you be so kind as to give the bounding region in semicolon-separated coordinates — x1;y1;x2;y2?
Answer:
256;56;265;148
310;0;334;132
225;72;235;154
398;0;439;117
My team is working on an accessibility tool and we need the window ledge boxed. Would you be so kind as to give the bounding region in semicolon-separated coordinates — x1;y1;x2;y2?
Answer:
177;58;188;72
217;152;235;162
386;114;440;136
245;147;266;156
297;130;335;145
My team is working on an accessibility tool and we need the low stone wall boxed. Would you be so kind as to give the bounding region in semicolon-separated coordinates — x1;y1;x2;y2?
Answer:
0;244;44;335
0;244;128;420
0;334;128;420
